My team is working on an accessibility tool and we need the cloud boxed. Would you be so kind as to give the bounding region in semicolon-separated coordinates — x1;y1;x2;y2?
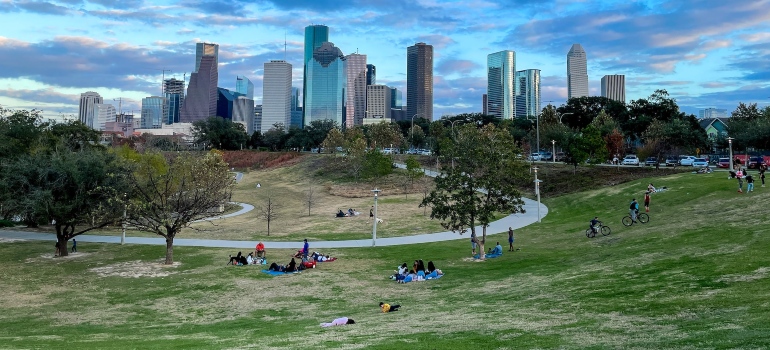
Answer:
0;87;80;105
435;59;481;76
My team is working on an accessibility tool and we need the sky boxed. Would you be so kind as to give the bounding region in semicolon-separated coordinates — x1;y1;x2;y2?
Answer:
0;0;769;121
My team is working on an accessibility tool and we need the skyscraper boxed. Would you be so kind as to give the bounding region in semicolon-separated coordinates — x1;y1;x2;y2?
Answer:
290;87;303;129
305;42;346;126
303;25;330;125
487;50;515;120
262;60;292;132
567;44;588;99
181;55;218;123
78;91;103;129
345;53;367;127
366;64;376;85
600;75;625;103
482;94;488;115
232;96;254;134
141;96;164;129
216;88;244;120
195;42;219;73
366;85;392;120
236;76;254;100
93;103;115;131
390;87;402;109
515;69;541;118
407;42;434;121
163;78;185;125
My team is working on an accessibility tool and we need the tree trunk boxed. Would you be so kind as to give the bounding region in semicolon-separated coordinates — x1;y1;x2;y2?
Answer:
164;236;174;265
57;236;69;257
479;226;487;260
267;218;271;236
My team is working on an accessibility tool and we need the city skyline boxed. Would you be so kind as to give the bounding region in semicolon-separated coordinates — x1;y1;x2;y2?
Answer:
0;0;768;120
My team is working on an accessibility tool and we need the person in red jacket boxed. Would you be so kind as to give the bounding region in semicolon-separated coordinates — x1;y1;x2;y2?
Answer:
255;242;265;258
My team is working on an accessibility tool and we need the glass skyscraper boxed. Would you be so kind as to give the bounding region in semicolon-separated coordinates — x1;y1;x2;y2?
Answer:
515;69;541;118
487;50;516;120
181;52;218;123
303;25;329;126
236;76;254;100
366;64;376;85
305;42;346;127
141;96;164;129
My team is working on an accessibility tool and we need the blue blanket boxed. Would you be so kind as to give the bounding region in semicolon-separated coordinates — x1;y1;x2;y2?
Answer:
261;269;299;276
399;272;444;283
473;252;502;259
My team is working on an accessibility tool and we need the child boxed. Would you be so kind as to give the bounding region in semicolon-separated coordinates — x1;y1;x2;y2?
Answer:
746;173;755;192
380;302;401;313
644;191;651;212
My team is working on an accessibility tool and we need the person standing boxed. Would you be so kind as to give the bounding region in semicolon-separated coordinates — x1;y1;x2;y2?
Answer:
746;172;755;192
369;206;374;221
644;191;651;212
629;198;639;223
759;164;766;187
736;167;744;193
71;238;77;253
302;239;309;260
508;227;515;251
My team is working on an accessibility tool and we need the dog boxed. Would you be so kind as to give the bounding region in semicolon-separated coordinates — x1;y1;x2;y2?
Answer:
375;217;385;225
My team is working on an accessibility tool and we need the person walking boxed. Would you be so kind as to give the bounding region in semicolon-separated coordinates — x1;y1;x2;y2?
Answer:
644;191;651;212
470;231;477;256
629;198;639;223
746;172;755;192
71;238;77;253
507;227;515;251
760;165;766;187
736;167;744;193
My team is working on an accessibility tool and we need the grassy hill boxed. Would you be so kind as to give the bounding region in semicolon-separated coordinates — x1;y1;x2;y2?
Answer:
1;171;769;349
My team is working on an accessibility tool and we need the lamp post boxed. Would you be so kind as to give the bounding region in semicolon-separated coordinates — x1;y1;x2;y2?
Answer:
727;137;734;171
121;193;127;245
557;112;573;124
371;188;381;247
551;140;556;162
533;167;542;223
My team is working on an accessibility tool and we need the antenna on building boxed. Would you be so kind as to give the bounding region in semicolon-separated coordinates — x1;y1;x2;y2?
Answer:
284;31;287;60
113;98;123;115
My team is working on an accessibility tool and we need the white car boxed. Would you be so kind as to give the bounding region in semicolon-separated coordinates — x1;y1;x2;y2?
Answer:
529;153;541;161
621;155;639;165
679;156;696;166
691;158;709;167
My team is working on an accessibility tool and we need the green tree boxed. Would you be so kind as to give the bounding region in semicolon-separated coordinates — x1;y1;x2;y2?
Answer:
262;123;287;151
321;128;345;152
361;149;393;180
421;124;527;259
0;108;47;159
192;117;249;150
565;125;607;173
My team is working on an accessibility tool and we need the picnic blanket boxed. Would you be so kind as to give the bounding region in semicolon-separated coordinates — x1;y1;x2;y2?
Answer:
473;252;502;259
261;269;300;276
398;272;444;283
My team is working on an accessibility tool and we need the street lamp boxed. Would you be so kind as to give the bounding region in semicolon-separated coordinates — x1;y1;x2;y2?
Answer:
551;140;556;162
727;137;734;171
371;188;381;247
557;112;573;124
121;193;127;245
533;167;542;223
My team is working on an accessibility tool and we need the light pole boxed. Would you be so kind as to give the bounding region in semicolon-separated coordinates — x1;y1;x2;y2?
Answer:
121;193;127;245
371;188;381;247
551;140;556;162
557;112;573;124
728;137;734;171
533;167;542;223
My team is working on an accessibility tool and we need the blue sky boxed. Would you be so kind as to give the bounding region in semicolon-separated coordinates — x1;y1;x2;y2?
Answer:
0;0;768;120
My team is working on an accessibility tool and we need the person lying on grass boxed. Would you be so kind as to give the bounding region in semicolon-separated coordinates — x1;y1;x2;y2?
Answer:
380;302;401;313
320;317;355;327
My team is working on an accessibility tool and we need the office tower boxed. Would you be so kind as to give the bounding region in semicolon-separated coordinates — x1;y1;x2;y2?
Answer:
253;105;263;134
163;78;185;125
104;112;134;135
181;55;218;123
195;42;219;73
482;94;488;115
305;42;347;126
487;50;515;120
567;44;588;99
290;87;303;128
390;87;402;109
303;25;330;125
262;60;292;132
236;76;254;100
366;64;376;85
515;69;541;118
232;96;254;134
366;85;392;120
93;103;116;131
699;108;728;119
78;91;103;129
600;75;625;103
217;88;244;120
407;42;434;121
141;96;165;129
345;53;367;127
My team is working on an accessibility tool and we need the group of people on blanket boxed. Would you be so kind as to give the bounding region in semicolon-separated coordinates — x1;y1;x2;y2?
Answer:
228;251;266;266
390;259;443;283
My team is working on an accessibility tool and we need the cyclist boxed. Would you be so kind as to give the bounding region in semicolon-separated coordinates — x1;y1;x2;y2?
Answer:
629;198;639;223
589;217;600;237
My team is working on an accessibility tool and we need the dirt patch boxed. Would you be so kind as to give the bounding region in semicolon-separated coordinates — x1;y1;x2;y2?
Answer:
0;238;26;243
88;260;181;278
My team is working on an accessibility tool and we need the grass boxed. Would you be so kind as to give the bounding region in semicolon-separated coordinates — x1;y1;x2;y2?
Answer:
2;169;770;349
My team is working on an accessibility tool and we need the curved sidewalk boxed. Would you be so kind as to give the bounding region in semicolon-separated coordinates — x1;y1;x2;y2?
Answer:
0;198;547;249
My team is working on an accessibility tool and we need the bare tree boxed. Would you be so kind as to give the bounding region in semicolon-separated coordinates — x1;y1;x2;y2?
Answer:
258;193;281;236
419;176;433;216
304;184;316;216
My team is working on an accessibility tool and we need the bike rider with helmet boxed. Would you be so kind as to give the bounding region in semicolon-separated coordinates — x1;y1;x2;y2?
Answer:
589;216;600;237
629;198;639;223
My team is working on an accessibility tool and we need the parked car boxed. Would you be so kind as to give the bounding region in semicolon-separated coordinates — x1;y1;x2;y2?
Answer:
679;156;696;166
529;153;541;161
645;157;658;166
381;148;396;155
748;156;766;169
418;149;432;156
665;156;678;166
692;158;709;167
717;158;731;168
540;152;553;161
621;155;640;165
554;152;566;161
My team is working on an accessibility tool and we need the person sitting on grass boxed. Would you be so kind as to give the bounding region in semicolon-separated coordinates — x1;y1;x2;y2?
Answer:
427;261;437;273
246;252;255;265
336;209;347;218
268;262;285;272
488;242;503;255
285;258;298;272
379;302;401;313
228;252;243;265
255;242;265;258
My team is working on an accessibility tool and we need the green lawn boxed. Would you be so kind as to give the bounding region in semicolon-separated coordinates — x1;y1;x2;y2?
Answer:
1;171;769;349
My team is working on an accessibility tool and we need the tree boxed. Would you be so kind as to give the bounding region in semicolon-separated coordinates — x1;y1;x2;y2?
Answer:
192;117;249;150
565;125;607;173
557;96;627;130
604;128;625;161
400;156;424;199
258;193;281;236
262;123;287;151
123;150;234;264
321;128;345;152
304;184;317;216
248;130;263;149
361;149;393;180
421;124;527;259
367;122;403;150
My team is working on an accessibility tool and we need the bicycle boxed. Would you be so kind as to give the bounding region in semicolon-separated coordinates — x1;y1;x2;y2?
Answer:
622;210;649;226
585;222;611;238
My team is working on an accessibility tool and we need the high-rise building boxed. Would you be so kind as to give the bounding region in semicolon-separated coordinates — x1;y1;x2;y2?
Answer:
290;87;303;129
390;87;402;109
567;44;589;99
93;103;116;131
699;108;728;119
195;42;219;73
163;78;185;125
600;75;625;103
303;25;330;125
482;94;488;115
366;64;376;85
253;105;263;134
262;60;292;132
181;55;218;123
232;96;254;135
487;50;516;120
236;76;254;100
217;88;244;120
79;91;103;129
141;96;165;129
345;53;367;127
366;84;392;120
515;69;541;118
407;42;434;121
305;42;347;126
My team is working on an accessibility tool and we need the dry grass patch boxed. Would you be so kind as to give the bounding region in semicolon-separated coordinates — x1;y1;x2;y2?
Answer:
88;260;181;278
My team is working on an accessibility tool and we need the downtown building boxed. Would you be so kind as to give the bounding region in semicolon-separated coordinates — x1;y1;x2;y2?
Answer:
567;44;589;99
305;41;347;127
262;60;293;133
195;43;219;73
699;108;728;119
487;50;516;120
345;53;367;127
163;78;185;125
366;64;376;85
601;75;625;103
303;25;330;126
366;84;392;121
79;91;103;129
141;96;165;129
236;76;254;100
181;54;218;123
93;103;116;131
291;87;303;129
515;69;541;118
407;42;434;121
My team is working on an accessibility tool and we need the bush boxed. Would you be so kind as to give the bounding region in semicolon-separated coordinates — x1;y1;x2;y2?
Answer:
0;219;17;228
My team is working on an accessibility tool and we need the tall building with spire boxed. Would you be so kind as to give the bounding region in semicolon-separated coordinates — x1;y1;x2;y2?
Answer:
407;42;434;121
305;42;346;126
486;50;516;120
345;53;367;127
79;91;103;129
567;44;588;99
303;25;330;126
